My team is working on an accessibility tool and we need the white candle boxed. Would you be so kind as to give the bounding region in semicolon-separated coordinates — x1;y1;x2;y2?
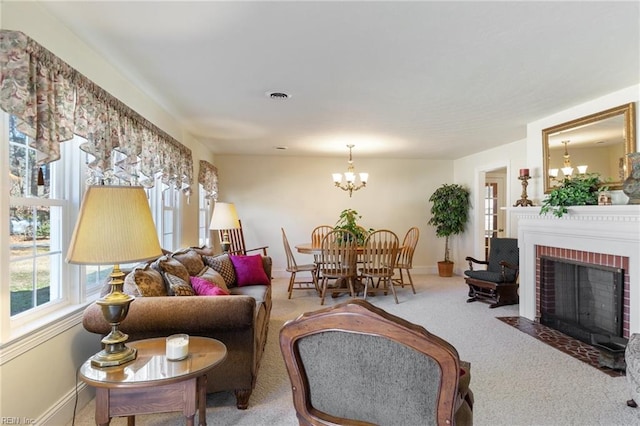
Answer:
166;334;189;361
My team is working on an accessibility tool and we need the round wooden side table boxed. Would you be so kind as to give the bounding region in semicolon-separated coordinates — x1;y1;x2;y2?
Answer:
79;336;227;426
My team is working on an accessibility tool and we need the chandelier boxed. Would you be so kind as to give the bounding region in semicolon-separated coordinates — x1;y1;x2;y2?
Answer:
332;144;368;197
549;140;588;179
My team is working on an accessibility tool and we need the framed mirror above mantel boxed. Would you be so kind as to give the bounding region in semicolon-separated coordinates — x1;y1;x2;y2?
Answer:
542;102;636;193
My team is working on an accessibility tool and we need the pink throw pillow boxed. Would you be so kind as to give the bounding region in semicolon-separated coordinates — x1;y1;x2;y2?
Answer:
229;254;270;287
191;275;230;296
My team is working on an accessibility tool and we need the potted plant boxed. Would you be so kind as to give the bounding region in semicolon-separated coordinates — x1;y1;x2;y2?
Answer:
427;184;471;277
334;208;371;245
540;173;604;217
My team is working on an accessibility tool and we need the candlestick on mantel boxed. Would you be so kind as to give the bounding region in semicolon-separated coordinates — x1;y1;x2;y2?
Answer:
514;175;534;207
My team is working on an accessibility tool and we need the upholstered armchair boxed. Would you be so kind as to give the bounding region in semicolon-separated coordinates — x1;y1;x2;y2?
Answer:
279;299;473;425
464;237;519;308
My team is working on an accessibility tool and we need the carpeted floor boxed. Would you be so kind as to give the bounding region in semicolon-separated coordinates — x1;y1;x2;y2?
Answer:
68;274;640;426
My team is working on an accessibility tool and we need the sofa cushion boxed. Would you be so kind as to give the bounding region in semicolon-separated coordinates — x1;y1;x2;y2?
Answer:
124;264;167;297
204;254;237;287
229;284;270;304
172;248;206;276
191;275;230;296
166;273;196;296
230;254;270;287
155;255;191;285
190;245;216;257
197;266;230;293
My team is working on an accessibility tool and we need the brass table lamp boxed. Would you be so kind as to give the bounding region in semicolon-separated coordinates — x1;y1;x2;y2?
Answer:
66;185;163;367
209;202;240;253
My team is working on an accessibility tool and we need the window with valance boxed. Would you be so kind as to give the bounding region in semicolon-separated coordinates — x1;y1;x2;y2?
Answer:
0;30;193;192
198;160;219;201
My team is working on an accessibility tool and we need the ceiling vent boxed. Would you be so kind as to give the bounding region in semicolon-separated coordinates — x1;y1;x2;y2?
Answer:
267;91;290;100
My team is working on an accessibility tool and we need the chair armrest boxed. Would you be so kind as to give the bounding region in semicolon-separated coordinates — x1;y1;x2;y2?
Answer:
246;246;269;256
228;246;269;256
499;260;519;271
465;256;488;270
499;260;519;282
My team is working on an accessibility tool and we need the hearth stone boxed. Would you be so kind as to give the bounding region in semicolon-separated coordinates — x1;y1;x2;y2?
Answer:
594;341;627;370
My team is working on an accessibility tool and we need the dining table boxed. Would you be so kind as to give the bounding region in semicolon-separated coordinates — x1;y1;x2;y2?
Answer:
295;242;366;255
295;243;403;256
295;242;403;298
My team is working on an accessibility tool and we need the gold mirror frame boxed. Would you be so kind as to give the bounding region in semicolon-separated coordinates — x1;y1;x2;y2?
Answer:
542;102;636;193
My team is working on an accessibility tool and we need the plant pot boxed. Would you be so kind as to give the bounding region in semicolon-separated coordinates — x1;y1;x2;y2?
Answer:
437;261;454;277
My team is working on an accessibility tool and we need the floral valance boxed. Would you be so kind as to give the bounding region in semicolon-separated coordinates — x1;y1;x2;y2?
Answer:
0;30;192;192
198;160;219;201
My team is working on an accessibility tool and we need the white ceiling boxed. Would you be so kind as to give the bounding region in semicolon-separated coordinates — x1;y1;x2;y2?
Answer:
38;1;639;160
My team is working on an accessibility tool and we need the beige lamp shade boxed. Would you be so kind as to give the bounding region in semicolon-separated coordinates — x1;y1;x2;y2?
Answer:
209;202;240;230
66;186;163;265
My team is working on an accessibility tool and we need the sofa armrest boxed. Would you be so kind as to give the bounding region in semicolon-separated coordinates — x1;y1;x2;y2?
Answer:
83;295;256;339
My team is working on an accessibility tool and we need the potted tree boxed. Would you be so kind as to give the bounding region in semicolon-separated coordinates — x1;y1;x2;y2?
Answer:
428;183;471;277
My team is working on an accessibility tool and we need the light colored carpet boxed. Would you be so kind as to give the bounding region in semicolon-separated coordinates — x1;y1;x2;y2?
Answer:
68;275;640;426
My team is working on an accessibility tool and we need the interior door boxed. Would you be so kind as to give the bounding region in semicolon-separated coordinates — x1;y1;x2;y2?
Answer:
484;172;506;258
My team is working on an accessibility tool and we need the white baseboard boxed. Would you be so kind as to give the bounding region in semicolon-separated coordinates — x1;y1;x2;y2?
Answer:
38;382;94;426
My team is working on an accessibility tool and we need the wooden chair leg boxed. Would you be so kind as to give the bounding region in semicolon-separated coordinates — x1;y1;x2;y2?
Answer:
398;269;405;287
387;277;399;304
405;269;416;294
320;277;329;305
287;272;296;299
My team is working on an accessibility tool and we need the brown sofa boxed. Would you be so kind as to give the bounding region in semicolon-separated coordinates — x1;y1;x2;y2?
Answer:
82;248;272;409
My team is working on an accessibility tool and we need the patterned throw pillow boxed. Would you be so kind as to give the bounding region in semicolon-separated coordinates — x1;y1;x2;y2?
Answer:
155;255;191;284
191;275;230;296
124;264;167;297
172;249;206;276
230;254;271;287
203;254;237;288
196;266;230;293
165;273;195;296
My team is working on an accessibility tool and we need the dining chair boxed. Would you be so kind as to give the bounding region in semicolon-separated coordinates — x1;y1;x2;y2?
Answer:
360;229;400;304
318;229;358;305
311;225;334;247
393;226;419;294
311;225;334;282
281;228;319;299
279;299;474;426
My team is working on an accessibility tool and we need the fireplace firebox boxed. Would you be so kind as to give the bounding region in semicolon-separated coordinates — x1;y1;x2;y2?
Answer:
540;256;625;348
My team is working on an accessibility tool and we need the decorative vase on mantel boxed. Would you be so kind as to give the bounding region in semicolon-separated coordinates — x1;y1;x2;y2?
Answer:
623;152;640;205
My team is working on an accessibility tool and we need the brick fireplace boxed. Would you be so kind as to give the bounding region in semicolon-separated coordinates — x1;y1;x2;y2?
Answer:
513;205;640;335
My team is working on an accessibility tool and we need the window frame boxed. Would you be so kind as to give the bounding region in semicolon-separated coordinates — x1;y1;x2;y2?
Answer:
0;112;181;350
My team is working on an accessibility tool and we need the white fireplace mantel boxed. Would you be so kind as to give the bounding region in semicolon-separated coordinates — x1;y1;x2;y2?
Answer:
512;205;640;333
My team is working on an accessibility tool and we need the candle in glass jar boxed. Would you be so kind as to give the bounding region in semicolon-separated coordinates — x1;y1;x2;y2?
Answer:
166;334;189;361
519;168;530;177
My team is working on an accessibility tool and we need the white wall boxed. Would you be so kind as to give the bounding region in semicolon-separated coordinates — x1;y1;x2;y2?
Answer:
453;139;528;271
214;154;453;276
0;2;212;423
451;84;640;270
